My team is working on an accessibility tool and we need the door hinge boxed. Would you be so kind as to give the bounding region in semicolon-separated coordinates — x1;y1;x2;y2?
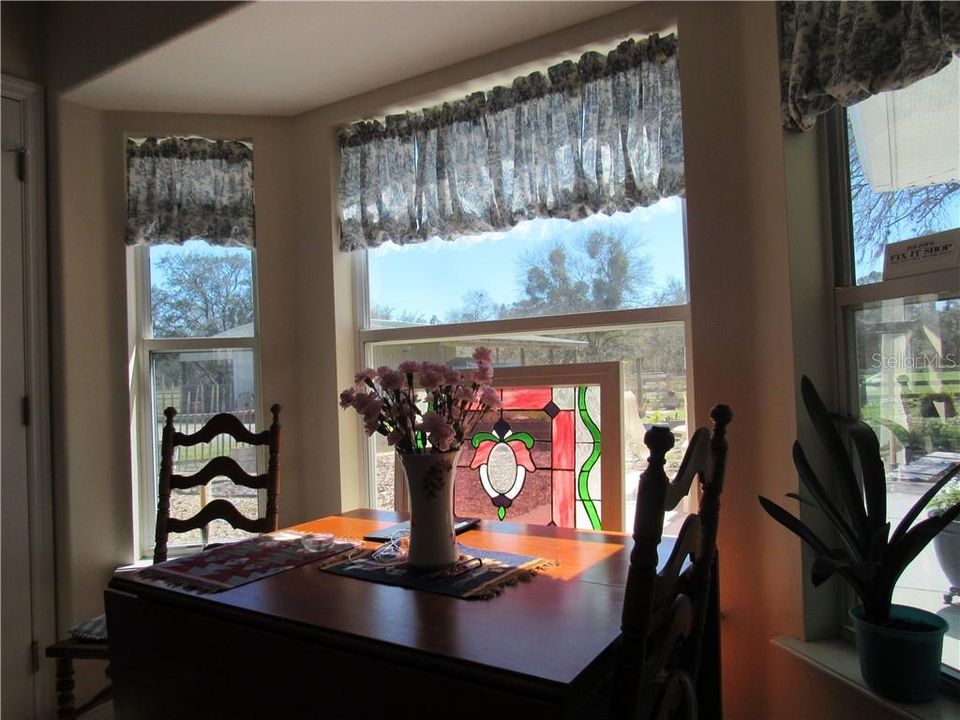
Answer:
21;396;30;426
31;641;39;673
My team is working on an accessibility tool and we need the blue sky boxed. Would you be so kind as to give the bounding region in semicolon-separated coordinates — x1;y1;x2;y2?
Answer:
368;198;687;320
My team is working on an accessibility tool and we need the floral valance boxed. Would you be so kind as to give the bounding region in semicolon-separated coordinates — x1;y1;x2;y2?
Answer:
126;137;256;247
338;34;683;252
780;2;960;132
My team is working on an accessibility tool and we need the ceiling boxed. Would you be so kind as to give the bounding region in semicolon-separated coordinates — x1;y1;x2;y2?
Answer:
65;1;634;116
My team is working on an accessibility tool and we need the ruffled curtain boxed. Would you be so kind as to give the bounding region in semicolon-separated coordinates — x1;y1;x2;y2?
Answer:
338;34;683;252
126;137;256;247
780;2;960;132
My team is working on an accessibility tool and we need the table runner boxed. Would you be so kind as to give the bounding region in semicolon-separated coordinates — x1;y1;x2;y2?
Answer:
322;543;552;599
139;532;358;593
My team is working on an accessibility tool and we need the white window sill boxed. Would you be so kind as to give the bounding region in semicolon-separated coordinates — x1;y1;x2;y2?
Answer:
773;636;960;720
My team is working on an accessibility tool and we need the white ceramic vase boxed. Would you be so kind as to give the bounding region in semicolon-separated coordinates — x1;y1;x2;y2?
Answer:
400;449;460;569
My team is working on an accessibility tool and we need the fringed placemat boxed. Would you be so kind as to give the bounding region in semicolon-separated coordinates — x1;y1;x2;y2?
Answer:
139;532;360;594
322;543;554;600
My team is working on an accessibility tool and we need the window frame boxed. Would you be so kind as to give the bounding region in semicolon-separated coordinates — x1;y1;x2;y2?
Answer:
828;105;960;686
128;241;263;561
354;206;694;530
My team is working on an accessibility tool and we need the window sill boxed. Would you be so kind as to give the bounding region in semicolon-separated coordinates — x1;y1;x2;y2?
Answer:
772;636;960;720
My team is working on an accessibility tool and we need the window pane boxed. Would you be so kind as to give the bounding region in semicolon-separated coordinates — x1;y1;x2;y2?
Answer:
848;58;960;284
150;240;255;338
367;201;686;328
366;323;689;531
454;384;604;530
852;296;959;673
152;349;259;546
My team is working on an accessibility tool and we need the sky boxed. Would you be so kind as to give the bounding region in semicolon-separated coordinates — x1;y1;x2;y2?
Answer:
367;197;687;320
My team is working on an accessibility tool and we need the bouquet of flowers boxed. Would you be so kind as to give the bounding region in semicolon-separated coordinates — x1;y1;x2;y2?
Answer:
339;347;502;454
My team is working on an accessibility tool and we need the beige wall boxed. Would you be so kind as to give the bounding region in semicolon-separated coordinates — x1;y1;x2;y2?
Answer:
1;1;45;83
44;2;907;718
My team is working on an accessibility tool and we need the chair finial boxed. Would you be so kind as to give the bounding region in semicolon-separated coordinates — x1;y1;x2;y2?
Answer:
710;404;732;431
164;407;177;426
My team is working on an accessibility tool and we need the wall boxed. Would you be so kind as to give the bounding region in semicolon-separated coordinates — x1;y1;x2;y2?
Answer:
44;2;911;718
1;1;45;83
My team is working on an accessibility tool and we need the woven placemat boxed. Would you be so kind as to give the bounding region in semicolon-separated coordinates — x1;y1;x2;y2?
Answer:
322;543;553;600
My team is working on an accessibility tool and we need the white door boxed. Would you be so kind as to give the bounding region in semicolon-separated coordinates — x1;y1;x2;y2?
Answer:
1;78;53;719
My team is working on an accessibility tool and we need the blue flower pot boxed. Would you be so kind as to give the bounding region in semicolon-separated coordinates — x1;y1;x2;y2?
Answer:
849;604;948;703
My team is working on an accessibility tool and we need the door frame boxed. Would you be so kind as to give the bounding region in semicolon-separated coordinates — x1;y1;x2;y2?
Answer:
2;73;55;717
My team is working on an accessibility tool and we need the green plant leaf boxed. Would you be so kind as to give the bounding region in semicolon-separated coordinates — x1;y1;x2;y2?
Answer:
793;441;863;559
800;376;870;546
887;500;960;584
843;418;887;531
890;463;960;545
758;496;834;558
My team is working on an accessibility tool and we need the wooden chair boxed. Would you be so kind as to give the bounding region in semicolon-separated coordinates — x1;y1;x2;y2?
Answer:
610;404;732;720
45;404;282;718
154;403;282;563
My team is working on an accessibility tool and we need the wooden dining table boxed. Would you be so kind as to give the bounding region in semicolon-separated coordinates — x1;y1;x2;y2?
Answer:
105;509;715;719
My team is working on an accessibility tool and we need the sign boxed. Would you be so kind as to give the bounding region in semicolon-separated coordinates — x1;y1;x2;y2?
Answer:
882;234;960;281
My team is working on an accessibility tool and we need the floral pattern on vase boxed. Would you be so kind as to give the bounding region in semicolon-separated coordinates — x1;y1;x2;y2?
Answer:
402;450;460;569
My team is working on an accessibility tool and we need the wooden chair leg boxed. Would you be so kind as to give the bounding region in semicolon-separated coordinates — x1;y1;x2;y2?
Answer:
54;657;76;719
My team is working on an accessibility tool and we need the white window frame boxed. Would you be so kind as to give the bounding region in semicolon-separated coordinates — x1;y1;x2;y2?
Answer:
128;242;263;561
353;205;694;531
829;107;960;685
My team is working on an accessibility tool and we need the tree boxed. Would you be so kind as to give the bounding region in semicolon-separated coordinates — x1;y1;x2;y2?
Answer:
515;230;652;316
445;290;505;323
151;249;253;338
848;119;960;269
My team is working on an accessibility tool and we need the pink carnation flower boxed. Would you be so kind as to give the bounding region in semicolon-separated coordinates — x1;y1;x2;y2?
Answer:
473;364;493;384
443;367;462;386
480;385;502;410
420;368;444;390
429;423;456;451
339;387;357;409
398;360;421;374
386;428;404;446
455;385;476;402
354;368;377;390
379;369;405;391
419;411;446;434
472;347;493;365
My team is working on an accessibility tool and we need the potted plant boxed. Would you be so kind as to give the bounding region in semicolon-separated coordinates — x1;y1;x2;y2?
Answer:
759;376;960;703
929;479;960;604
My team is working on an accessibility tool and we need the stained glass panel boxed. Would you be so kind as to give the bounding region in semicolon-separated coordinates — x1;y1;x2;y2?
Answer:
454;384;604;530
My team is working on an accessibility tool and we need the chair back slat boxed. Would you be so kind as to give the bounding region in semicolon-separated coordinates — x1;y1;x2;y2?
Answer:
168;456;272;491
154;404;282;564
611;404;732;720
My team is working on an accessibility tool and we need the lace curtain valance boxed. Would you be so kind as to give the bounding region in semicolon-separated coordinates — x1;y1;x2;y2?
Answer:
126;137;256;247
780;1;960;132
338;34;683;252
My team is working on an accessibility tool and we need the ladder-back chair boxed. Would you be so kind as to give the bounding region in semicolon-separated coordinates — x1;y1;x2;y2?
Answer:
154;403;282;563
46;404;282;718
610;404;732;720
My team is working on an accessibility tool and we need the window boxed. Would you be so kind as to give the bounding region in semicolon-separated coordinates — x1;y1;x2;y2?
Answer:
130;241;261;557
126;136;260;559
834;58;960;677
360;203;691;533
343;34;690;533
